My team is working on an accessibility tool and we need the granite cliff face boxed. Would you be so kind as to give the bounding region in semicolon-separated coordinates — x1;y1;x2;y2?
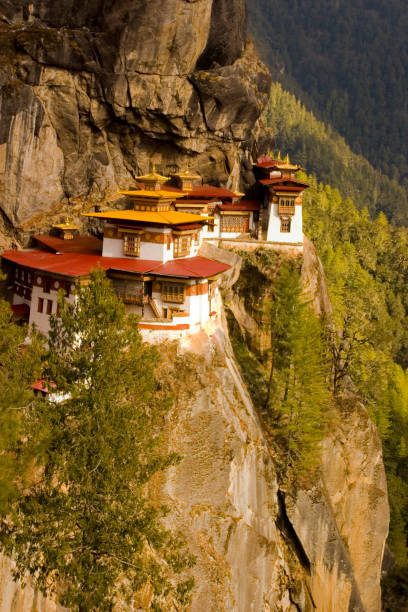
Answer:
0;0;271;241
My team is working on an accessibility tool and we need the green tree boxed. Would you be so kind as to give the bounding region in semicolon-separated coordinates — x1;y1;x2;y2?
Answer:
0;269;193;611
264;264;331;475
0;299;43;511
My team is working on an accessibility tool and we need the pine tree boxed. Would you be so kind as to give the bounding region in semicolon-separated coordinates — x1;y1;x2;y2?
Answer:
263;263;331;476
0;269;193;611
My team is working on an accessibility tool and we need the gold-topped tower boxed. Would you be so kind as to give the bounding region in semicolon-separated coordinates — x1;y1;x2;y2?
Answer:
171;167;202;192
136;163;170;191
52;218;80;240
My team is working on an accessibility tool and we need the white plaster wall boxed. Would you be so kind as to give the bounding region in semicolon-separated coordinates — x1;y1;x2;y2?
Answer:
266;203;303;244
102;236;167;261
102;227;202;262
29;286;58;335
186;285;210;326
150;281;210;328
12;294;30;307
201;214;220;239
29;286;75;336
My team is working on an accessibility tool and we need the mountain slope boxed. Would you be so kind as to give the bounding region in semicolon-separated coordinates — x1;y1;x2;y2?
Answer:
262;82;408;225
248;0;408;191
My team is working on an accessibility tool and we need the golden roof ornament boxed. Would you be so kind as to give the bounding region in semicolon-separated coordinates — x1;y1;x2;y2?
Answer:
136;162;170;190
53;216;80;231
171;166;202;180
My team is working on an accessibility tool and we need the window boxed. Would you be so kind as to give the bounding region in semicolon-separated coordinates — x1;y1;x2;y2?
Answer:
37;297;44;313
280;218;291;233
43;277;51;293
161;283;185;304
173;235;191;258
46;299;53;315
220;215;249;233
278;198;295;215
123;233;141;257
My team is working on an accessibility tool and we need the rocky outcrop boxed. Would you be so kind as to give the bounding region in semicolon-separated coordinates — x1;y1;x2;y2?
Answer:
0;0;271;241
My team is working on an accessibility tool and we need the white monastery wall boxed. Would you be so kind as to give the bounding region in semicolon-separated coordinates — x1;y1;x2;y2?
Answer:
266;202;303;244
29;286;75;336
187;290;210;325
102;226;200;262
201;214;220;239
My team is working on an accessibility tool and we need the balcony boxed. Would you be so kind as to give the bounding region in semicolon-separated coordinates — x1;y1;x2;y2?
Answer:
278;202;295;215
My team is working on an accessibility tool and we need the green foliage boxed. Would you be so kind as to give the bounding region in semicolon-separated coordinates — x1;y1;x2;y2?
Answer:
0;269;194;611
262;264;331;475
0;300;43;511
230;253;330;478
261;83;408;224
303;175;408;567
248;0;408;192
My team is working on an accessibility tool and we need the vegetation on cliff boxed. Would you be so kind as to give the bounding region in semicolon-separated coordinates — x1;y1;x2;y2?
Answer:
0;270;193;611
228;250;331;478
302;175;408;599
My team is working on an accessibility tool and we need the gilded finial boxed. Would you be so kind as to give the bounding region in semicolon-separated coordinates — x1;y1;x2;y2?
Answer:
284;153;290;164
277;151;282;161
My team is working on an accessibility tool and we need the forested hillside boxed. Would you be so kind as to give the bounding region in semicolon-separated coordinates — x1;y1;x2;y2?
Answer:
248;0;408;191
302;175;408;607
262;83;408;225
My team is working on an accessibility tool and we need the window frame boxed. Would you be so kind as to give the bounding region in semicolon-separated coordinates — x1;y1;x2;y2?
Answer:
173;234;191;258
280;218;291;233
220;214;250;234
161;282;185;304
122;232;141;257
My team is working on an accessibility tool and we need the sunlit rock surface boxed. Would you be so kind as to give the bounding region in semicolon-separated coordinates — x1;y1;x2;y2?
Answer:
0;0;271;237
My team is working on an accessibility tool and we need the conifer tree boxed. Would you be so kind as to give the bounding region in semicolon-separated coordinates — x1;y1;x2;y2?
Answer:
264;263;330;475
0;269;193;611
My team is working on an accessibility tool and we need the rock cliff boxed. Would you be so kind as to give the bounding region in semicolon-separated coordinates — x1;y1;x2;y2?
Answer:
0;0;271;242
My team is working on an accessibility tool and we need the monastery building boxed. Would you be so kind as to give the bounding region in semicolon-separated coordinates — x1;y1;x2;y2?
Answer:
1;154;308;339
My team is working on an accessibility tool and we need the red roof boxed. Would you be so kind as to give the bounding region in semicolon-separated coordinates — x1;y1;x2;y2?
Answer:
175;199;212;205
255;155;279;168
274;186;304;193
2;250;230;280
160;185;185;193
182;185;236;199
33;235;103;255
152;257;230;279
218;200;260;211
260;178;309;188
2;250;158;277
31;379;56;393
